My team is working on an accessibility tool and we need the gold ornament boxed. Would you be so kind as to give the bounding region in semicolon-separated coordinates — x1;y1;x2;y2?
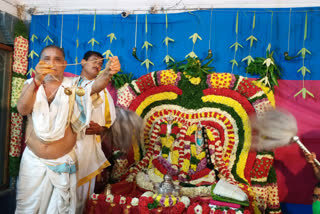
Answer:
64;87;72;96
76;86;85;96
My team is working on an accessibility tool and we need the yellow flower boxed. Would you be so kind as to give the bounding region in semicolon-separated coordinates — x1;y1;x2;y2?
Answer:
160;69;178;86
189;77;201;85
181;158;190;173
171;150;179;165
209;73;232;88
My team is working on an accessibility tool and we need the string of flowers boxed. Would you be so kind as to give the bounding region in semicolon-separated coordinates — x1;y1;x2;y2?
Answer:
9;21;29;176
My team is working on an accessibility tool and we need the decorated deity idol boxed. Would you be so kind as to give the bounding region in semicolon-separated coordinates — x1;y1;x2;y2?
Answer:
195;122;204;154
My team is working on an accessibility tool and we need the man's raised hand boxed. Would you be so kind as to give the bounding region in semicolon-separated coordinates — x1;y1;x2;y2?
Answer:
34;60;54;84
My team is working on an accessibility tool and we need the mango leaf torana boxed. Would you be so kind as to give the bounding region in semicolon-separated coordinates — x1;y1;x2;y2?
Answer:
88;38;99;47
107;33;117;44
229;42;243;52
297;66;311;77
163;55;175;64
189;33;202;44
242;55;254;66
141;59;154;70
246;35;258;48
103;50;114;59
297;47;311;59
30;34;38;43
163;36;175;46
294;87;314;99
28;50;39;59
185;51;198;59
142;41;153;52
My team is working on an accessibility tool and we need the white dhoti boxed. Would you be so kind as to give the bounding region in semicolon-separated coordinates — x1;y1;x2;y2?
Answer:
16;77;93;214
16;147;77;214
75;84;116;214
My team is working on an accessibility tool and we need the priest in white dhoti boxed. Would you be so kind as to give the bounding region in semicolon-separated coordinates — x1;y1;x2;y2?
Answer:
15;45;120;214
75;51;117;214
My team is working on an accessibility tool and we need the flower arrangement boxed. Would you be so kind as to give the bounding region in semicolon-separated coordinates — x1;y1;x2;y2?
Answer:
138;193;190;214
116;70;279;212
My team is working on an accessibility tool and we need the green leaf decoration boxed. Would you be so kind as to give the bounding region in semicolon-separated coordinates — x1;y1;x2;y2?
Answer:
246;35;258;48
163;55;175;64
242;55;255;66
145;13;148;33
297;66;311;77
30;34;38;43
266;43;271;53
107;33;117;44
230;59;238;69
141;59;154;69
93;10;96;31
245;50;281;91
88;38;99;46
48;9;50;26
304;12;308;41
297;47;311;59
235;11;239;34
102;50;114;59
185;51;198;59
112;72;135;89
43;35;53;44
166;12;168;29
163;36;175;46
27;68;36;76
28;50;39;59
294;87;314;99
142;41;153;51
189;33;202;44
229;42;243;52
252;12;256;30
14;20;28;39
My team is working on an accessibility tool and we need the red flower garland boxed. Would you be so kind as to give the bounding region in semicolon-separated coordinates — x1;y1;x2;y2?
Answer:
129;85;183;111
187;202;211;214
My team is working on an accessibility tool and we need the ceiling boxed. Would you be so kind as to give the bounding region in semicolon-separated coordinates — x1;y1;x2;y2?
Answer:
1;0;320;19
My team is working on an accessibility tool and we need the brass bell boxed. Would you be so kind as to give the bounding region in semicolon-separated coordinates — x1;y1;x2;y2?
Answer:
64;87;72;96
76;87;85;96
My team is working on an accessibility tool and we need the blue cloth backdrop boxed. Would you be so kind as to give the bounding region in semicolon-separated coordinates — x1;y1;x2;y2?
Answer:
29;7;320;80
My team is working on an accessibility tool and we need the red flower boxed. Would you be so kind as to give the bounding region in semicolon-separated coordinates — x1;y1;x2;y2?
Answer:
214;210;223;214
98;194;106;202
243;210;251;214
113;195;121;204
227;209;236;214
202;204;211;214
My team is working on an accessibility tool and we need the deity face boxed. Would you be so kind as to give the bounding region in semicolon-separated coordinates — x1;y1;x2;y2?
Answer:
197;122;202;131
167;115;174;124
